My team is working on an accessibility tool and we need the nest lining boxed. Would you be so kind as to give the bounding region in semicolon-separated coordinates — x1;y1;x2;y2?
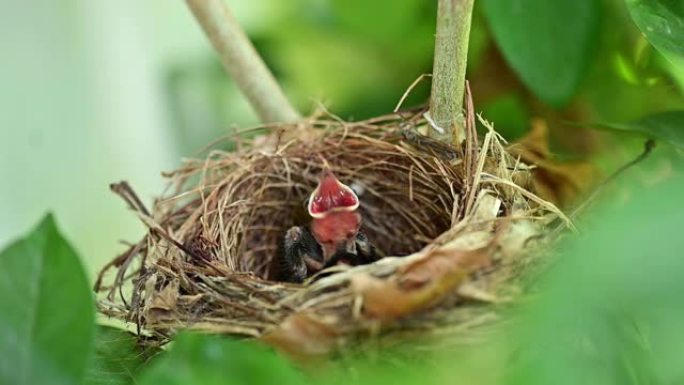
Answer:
95;109;567;357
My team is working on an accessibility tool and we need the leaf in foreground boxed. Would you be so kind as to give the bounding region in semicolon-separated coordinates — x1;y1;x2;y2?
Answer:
137;333;306;385
85;326;160;385
509;173;684;385
0;214;95;385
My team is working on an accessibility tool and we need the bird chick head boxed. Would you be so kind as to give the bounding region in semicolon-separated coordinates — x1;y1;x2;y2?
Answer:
307;170;359;218
307;170;361;254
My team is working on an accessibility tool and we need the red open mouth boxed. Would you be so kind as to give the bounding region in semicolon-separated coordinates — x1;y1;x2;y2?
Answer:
307;171;359;218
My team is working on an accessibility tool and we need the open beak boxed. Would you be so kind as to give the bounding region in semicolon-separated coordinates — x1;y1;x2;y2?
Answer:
307;170;359;218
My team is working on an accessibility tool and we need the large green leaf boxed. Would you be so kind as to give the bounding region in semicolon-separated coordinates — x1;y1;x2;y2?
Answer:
596;110;684;148
85;326;159;385
482;0;600;106
625;0;684;62
0;214;95;385
137;333;305;385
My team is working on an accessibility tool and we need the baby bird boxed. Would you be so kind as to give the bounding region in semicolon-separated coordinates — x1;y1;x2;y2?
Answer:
274;170;381;283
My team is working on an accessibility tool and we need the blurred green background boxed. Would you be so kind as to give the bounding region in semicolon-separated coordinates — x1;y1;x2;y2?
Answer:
1;0;682;278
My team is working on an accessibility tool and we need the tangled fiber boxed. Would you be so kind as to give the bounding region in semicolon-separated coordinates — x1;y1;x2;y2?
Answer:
95;104;568;359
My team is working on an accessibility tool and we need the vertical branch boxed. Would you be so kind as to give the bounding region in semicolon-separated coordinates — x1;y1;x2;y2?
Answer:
428;0;475;146
186;0;301;123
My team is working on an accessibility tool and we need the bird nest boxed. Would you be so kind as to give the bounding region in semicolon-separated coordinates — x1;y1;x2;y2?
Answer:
95;107;568;359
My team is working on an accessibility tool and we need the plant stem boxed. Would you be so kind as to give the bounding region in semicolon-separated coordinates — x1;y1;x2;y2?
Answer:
186;0;301;123
428;0;474;145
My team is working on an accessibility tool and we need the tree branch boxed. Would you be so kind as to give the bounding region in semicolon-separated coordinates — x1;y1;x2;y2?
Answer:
428;0;474;146
186;0;301;123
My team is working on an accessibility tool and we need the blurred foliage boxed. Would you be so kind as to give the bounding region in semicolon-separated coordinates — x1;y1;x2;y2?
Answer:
137;333;305;385
597;110;684;148
479;94;531;140
507;158;684;385
481;0;601;106
257;0;437;120
164;60;238;153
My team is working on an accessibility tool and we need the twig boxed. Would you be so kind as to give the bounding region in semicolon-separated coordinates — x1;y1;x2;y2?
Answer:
111;181;226;275
93;243;139;293
110;181;150;216
569;139;656;220
394;74;431;112
428;0;474;146
547;139;656;240
186;0;301;123
463;81;479;186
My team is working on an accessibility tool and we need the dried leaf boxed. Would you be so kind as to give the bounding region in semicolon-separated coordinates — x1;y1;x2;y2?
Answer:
351;247;491;320
145;279;179;322
470;193;502;232
261;313;339;361
509;119;598;207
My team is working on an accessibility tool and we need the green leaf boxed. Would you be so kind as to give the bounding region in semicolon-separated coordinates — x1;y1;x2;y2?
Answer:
482;0;600;106
596;110;684;148
137;333;306;385
85;326;159;385
509;171;684;385
0;214;95;385
625;0;684;62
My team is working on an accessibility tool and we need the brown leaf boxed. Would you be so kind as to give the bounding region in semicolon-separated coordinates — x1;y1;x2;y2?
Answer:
509;119;599;207
350;247;491;320
145;279;179;322
261;313;339;361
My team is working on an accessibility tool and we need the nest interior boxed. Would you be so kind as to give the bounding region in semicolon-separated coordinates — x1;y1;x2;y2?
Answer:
189;125;461;278
96;109;565;357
